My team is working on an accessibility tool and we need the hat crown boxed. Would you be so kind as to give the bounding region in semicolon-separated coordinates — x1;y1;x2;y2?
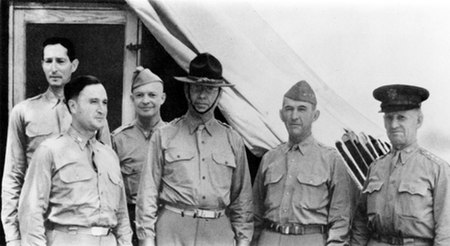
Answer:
284;80;317;105
373;84;429;113
189;53;223;80
131;66;162;91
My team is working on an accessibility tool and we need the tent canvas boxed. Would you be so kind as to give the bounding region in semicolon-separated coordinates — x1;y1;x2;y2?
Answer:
126;0;385;163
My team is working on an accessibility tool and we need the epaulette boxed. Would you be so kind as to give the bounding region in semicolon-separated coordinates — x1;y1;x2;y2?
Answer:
111;122;134;136
218;120;233;129
168;117;184;126
420;148;449;167
317;141;336;152
27;93;43;101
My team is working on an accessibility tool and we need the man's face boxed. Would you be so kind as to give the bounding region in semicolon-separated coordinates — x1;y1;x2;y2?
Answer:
42;44;79;88
188;84;220;113
70;84;108;132
131;82;166;119
280;97;319;141
383;109;422;150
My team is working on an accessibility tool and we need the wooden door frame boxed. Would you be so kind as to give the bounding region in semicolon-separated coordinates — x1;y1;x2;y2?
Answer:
9;1;140;124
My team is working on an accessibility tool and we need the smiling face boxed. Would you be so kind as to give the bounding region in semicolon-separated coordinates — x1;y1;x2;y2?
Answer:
69;84;108;134
41;44;79;88
131;82;165;119
383;109;422;150
280;97;320;143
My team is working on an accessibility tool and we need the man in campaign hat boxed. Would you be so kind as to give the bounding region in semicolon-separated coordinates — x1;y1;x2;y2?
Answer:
252;81;356;245
112;67;166;245
352;84;450;245
136;53;253;246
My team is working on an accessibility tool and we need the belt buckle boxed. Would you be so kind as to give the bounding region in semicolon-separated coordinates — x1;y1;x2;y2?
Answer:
280;225;290;235
196;209;215;219
91;227;108;236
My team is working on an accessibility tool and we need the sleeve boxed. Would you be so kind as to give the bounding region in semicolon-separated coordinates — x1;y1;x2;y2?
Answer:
350;169;371;246
228;132;254;245
17;144;53;245
1;106;27;242
113;172;133;246
251;155;267;245
327;153;359;245
135;130;164;241
433;162;450;245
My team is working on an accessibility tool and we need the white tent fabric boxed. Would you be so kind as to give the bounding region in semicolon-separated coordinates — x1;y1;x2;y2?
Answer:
126;0;385;157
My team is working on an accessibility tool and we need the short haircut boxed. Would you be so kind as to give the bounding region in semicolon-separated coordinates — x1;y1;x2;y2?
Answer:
64;75;102;111
42;37;76;61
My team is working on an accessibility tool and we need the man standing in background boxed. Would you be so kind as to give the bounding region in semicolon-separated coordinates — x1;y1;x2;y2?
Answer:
112;66;166;245
1;37;111;246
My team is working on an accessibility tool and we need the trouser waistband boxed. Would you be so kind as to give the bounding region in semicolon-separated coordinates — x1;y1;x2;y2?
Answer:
50;224;111;236
372;233;433;245
264;220;327;235
163;204;225;219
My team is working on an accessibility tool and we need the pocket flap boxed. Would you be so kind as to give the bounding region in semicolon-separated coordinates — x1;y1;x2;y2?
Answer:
363;181;384;194
108;172;123;187
165;149;194;163
264;170;283;186
398;182;427;196
59;163;94;183
212;153;236;168
297;174;326;186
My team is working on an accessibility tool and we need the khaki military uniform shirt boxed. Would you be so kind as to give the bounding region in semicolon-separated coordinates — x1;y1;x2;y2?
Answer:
252;136;356;245
351;143;450;245
18;127;131;246
1;89;111;242
112;119;166;204
136;113;253;244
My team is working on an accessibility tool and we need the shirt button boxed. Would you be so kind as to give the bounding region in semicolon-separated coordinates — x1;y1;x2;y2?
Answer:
225;161;228;164
202;158;205;161
202;196;206;199
202;176;206;180
283;209;287;213
202;141;205;144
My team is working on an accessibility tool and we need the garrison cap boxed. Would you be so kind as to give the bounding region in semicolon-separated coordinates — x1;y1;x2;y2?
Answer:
174;53;234;87
284;80;317;106
131;66;163;91
373;84;429;113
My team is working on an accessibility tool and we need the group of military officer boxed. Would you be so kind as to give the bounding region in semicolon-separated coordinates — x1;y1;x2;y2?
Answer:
1;37;449;246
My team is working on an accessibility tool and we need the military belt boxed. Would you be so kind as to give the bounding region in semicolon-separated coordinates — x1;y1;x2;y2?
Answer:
264;221;327;235
372;233;433;245
163;204;225;219
52;224;111;236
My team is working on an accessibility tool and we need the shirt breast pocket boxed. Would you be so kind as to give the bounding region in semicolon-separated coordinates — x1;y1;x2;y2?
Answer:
362;180;384;215
295;174;328;210
263;169;284;205
164;149;195;183
398;181;429;218
107;172;124;207
210;152;236;191
25;123;54;153
58;162;95;204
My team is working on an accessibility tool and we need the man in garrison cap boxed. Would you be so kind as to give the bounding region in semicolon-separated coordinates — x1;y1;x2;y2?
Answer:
352;84;450;245
111;67;166;246
252;81;356;245
136;53;253;246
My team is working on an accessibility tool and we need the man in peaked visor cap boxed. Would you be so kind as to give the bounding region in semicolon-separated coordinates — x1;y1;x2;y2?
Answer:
352;84;450;245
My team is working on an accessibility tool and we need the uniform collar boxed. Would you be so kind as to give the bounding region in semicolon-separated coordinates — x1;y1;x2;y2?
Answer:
185;113;218;136
286;135;315;155
391;142;419;165
43;88;65;108
134;118;165;139
67;126;97;150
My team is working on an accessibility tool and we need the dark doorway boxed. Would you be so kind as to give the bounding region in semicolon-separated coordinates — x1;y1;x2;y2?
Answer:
26;23;124;131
